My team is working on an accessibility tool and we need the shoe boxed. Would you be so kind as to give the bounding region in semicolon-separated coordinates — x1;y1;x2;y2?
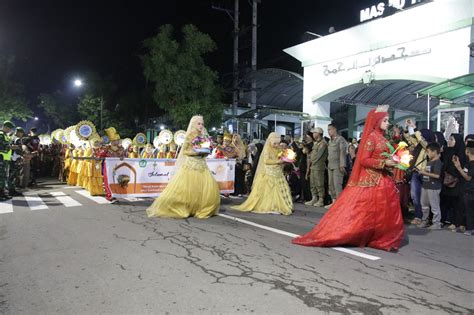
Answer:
428;223;442;230
418;222;429;228
314;200;324;207
305;197;317;206
457;226;466;233
324;202;335;209
463;230;473;236
447;224;456;231
410;218;422;225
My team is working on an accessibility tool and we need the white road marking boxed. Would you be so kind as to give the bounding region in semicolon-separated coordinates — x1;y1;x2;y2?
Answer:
54;196;82;207
74;190;111;204
218;213;381;261
50;191;67;196
124;197;142;202
63;186;78;189
0;199;13;214
218;213;300;238
24;195;49;211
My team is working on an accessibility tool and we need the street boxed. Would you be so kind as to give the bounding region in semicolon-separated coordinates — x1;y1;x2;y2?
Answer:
1;181;473;314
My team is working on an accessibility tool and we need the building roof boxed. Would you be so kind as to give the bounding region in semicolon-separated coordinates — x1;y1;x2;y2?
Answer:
415;74;474;103
331;80;439;113
239;68;303;112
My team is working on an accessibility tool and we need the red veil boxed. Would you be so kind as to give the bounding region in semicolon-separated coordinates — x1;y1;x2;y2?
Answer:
293;105;404;251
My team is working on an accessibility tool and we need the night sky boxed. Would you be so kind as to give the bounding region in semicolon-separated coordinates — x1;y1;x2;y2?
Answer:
0;0;378;105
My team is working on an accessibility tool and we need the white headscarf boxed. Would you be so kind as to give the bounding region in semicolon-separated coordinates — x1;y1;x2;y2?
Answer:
252;132;280;188
174;115;207;171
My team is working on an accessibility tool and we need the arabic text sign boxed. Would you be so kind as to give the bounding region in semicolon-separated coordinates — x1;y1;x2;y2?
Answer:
103;158;236;198
322;46;431;76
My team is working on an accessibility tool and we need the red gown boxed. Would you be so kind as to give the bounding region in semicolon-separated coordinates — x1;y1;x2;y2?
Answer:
293;114;404;251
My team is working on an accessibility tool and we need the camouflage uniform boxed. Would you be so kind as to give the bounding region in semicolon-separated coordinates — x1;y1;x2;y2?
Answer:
0;130;12;200
8;131;25;194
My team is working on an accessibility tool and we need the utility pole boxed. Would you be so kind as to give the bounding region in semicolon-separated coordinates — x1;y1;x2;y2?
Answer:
250;0;258;139
212;1;240;133
233;0;239;133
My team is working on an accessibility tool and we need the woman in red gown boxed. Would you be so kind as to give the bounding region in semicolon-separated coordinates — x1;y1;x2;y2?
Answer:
292;105;404;251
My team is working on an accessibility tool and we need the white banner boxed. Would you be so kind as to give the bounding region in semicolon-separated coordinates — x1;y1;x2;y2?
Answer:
103;158;236;198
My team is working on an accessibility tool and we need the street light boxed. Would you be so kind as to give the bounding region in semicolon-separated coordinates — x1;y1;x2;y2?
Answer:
74;79;83;87
34;116;39;121
160;125;165;130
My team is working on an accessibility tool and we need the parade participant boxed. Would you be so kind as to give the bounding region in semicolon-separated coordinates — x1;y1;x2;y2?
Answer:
141;144;155;159
128;145;140;158
67;146;80;186
88;140;105;196
167;141;177;159
293;105;404;251
211;132;226;159
76;146;87;188
0;121;15;201
232;134;246;196
9;127;26;196
233;132;293;215
100;127;126;202
147;115;220;219
305;127;328;207
63;144;74;183
59;144;67;183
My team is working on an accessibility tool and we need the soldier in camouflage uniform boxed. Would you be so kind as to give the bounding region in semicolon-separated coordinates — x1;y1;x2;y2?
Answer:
0;121;15;201
8;127;26;196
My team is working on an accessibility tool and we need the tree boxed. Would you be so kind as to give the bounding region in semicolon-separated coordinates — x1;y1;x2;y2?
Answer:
142;24;223;130
38;92;78;128
77;94;133;137
0;56;32;121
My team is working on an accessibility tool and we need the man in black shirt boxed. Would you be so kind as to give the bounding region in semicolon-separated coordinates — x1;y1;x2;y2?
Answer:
454;142;474;235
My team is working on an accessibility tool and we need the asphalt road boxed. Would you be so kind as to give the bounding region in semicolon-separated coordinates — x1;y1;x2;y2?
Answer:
1;181;473;314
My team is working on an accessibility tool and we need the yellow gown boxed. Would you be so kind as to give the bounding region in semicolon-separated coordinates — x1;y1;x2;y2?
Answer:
76;149;86;188
64;149;72;181
81;148;92;191
233;146;293;215
67;149;79;186
146;132;220;219
87;149;104;196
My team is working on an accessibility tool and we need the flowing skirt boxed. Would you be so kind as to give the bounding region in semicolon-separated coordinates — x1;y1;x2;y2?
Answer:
233;167;293;215
292;176;404;251
146;158;220;219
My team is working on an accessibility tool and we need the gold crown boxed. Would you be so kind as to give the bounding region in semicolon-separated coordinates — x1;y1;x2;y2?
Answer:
375;104;389;112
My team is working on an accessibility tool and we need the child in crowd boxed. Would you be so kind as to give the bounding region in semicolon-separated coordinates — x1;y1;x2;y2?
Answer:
453;142;474;236
417;142;443;229
243;162;253;195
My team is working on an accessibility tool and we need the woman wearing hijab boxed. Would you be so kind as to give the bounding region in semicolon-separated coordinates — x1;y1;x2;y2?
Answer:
233;132;293;215
146;115;220;219
292;105;404;251
441;133;466;231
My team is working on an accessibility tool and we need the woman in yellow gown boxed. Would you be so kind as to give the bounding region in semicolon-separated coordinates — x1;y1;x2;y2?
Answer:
146;115;220;219
87;140;105;196
233;132;293;215
67;148;79;186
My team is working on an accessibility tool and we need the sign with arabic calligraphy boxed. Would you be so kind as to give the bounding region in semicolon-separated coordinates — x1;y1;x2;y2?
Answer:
322;46;431;76
360;0;429;23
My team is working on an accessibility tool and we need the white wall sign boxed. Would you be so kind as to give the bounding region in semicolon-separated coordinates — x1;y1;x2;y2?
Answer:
360;0;428;23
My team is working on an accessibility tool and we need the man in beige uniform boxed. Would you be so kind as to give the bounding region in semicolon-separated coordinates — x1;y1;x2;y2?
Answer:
305;127;327;207
326;124;347;208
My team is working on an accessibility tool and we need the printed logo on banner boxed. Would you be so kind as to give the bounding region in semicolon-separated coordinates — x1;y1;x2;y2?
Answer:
139;160;147;168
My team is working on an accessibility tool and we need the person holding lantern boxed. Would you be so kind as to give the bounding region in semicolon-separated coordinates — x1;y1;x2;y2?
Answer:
233;132;293;215
146;115;220;219
293;105;405;251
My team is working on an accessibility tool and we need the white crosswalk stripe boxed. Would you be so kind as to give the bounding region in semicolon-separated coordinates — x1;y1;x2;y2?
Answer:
74;190;111;204
24;195;49;211
1;188;150;214
0;199;14;214
54;195;82;207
